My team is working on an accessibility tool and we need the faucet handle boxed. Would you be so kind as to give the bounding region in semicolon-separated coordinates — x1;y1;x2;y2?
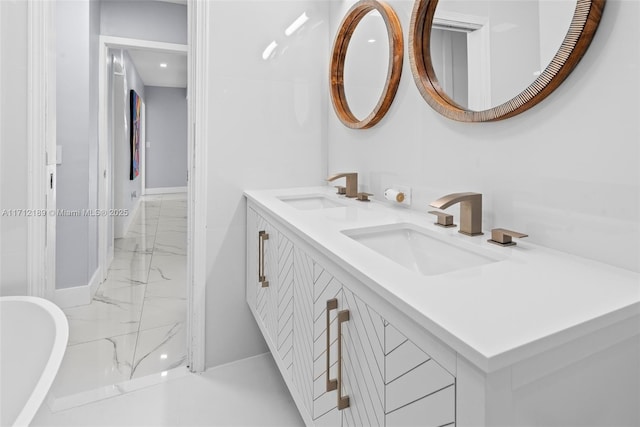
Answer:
334;186;347;195
356;192;373;202
488;228;528;247
428;210;456;228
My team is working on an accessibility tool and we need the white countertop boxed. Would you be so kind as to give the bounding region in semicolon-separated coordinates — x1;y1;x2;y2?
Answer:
245;186;640;373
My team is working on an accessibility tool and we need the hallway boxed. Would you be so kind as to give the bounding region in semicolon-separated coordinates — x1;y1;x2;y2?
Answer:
50;193;188;400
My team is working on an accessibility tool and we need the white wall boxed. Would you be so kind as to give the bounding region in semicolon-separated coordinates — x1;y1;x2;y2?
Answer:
112;50;144;238
0;0;29;296
144;86;187;189
101;0;187;45
328;0;639;273
204;0;329;368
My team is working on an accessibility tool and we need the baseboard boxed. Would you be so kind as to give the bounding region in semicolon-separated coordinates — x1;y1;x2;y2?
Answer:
119;197;142;238
54;267;101;308
144;186;187;195
89;267;101;299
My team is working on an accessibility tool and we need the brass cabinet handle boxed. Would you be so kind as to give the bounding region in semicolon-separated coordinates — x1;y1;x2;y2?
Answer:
326;298;338;392
258;231;269;287
337;309;350;410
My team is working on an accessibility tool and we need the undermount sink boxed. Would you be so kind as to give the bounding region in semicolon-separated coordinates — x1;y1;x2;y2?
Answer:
278;194;347;210
343;223;504;276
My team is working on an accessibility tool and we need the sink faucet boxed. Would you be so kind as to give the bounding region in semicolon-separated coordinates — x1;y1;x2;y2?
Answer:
327;173;358;198
429;192;483;236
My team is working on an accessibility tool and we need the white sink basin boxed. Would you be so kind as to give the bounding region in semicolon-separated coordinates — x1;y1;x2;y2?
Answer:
343;223;504;276
278;194;347;210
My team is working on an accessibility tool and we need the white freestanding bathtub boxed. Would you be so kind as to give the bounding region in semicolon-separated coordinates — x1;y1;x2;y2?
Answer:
1;296;68;426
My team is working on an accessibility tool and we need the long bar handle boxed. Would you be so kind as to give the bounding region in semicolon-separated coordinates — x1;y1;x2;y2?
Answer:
258;231;269;287
326;298;338;392
337;309;350;410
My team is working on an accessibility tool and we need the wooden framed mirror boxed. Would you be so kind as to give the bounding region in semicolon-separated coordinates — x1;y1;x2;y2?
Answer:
330;0;404;129
409;0;606;122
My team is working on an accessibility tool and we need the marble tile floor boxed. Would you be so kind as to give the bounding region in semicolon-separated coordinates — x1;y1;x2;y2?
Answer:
33;353;304;426
50;193;188;401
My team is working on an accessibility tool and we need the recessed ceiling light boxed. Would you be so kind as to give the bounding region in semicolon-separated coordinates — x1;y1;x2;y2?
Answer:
368;39;376;43
160;63;168;68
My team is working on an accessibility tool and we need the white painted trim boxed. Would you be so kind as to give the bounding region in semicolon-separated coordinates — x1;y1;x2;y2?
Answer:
144;186;188;195
186;0;208;373
27;0;55;300
0;1;3;289
54;267;101;308
98;37;109;283
120;195;142;238
433;11;491;111
140;101;146;195
100;36;188;54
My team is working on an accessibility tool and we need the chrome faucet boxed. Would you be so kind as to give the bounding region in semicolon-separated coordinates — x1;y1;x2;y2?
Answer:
326;173;358;198
429;192;483;236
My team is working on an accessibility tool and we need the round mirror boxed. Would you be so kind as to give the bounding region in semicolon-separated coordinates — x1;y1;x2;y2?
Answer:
330;0;403;129
409;0;606;122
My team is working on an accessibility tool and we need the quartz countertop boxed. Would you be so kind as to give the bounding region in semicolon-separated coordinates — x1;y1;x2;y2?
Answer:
245;186;640;372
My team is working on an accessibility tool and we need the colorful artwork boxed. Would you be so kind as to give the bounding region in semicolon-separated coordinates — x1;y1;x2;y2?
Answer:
130;90;141;180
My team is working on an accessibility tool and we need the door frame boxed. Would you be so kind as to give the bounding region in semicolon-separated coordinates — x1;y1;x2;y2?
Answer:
187;0;209;374
433;11;491;111
26;0;56;300
97;35;187;284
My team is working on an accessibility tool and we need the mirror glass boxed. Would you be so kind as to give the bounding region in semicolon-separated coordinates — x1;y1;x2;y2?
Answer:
343;10;390;121
430;0;576;111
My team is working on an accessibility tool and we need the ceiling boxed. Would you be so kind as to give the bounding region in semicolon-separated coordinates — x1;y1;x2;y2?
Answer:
127;49;187;88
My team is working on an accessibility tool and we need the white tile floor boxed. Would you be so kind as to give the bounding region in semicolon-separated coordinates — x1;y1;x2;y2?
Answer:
37;193;303;425
50;194;188;400
33;353;304;426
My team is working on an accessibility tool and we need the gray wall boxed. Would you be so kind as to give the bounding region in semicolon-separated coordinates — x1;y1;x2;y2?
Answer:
56;0;99;289
101;0;187;44
112;50;145;238
52;0;187;289
0;0;29;296
144;86;188;189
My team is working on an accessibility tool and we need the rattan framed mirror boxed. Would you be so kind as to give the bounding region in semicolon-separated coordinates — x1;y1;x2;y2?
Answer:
409;0;606;122
330;0;404;129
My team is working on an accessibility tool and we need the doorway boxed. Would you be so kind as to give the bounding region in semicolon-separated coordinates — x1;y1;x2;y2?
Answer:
45;36;192;407
27;0;207;408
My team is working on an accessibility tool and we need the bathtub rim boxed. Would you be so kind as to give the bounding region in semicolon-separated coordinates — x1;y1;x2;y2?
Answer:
1;296;68;426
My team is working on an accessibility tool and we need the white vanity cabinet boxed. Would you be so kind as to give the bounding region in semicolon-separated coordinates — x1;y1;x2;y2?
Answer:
245;188;640;427
247;203;457;427
246;207;294;378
